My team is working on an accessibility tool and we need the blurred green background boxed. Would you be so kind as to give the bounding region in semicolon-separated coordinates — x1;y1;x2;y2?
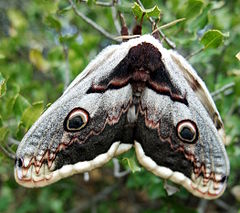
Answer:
0;0;240;212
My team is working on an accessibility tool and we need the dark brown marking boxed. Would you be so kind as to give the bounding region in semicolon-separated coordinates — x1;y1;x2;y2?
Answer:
55;113;133;170
121;26;129;37
152;31;161;40
132;70;150;82
190;78;201;92
132;24;142;35
147;80;188;105
135;113;193;178
214;113;223;130
87;42;188;105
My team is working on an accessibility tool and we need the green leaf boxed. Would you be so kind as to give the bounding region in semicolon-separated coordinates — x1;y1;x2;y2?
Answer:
0;73;7;98
132;3;161;22
29;49;50;72
0;127;9;142
132;3;144;21
0;186;14;212
7;9;27;29
57;5;72;14
185;0;205;19
147;181;166;199
0;115;3;127
87;0;96;6
145;5;161;18
6;94;19;116
45;15;61;32
46;102;52;109
122;157;141;173
188;3;210;31
200;29;229;49
20;101;44;130
234;77;240;96
59;34;77;45
13;95;30;118
0;53;5;60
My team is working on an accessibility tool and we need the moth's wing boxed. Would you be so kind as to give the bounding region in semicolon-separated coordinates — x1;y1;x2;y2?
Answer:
169;51;225;143
134;47;229;199
135;87;229;199
15;44;133;187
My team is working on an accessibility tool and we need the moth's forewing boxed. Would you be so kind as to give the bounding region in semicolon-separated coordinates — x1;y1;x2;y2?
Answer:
15;44;133;187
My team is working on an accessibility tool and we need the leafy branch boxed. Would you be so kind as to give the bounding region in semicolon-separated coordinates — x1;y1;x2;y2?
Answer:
135;0;176;49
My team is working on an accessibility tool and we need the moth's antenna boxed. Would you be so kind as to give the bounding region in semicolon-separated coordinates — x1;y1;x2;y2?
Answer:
152;18;161;40
132;12;145;35
119;12;129;42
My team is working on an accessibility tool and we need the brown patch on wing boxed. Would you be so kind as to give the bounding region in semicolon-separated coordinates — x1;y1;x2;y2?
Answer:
87;42;188;105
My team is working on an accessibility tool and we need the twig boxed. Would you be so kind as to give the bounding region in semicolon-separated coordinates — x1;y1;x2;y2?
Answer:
115;34;140;40
151;18;186;34
119;12;127;29
91;205;97;213
68;0;119;43
8;137;20;145
92;183;119;203
186;47;204;59
197;199;208;213
211;82;235;97
78;0;115;7
0;143;15;159
111;1;121;34
68;182;119;213
113;158;130;178
135;0;176;49
213;199;235;212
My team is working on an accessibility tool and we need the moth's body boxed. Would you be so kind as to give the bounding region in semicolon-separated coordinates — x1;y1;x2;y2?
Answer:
15;35;229;199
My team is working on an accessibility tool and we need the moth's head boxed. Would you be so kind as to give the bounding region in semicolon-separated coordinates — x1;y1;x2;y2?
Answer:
14;88;97;187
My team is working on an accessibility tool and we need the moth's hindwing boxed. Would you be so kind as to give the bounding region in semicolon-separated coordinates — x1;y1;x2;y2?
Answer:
15;35;229;199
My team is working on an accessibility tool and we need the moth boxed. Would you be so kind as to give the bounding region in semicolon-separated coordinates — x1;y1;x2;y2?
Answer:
15;34;229;199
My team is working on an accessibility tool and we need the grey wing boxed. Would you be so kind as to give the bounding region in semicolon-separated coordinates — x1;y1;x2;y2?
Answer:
133;47;230;199
135;85;229;199
169;51;225;142
15;44;133;187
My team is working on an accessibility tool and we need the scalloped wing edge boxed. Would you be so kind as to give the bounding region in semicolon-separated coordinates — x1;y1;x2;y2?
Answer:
14;142;133;188
134;141;227;200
